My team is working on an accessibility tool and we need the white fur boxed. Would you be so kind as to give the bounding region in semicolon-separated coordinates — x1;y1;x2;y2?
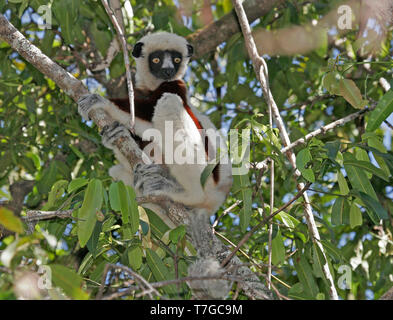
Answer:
151;93;206;207
150;93;232;212
161;53;174;68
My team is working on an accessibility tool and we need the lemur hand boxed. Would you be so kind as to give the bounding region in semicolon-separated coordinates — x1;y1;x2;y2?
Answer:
101;121;132;150
77;93;106;121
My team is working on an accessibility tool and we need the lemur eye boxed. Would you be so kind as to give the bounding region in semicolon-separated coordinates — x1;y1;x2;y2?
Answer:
152;57;160;64
174;57;181;63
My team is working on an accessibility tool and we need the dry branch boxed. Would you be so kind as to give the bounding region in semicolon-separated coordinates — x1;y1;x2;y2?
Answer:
101;0;135;128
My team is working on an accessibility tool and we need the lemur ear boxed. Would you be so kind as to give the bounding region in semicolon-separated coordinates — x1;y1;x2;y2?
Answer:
132;42;144;58
186;44;194;57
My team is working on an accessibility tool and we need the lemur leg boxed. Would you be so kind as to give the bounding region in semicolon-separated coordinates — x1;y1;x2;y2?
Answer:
133;163;184;198
100;120;185;200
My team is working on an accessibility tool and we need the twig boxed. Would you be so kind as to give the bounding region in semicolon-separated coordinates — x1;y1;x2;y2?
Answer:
101;0;135;129
254;106;372;170
384;120;393;131
24;209;75;221
267;75;275;290
97;263;160;300
102;273;251;300
267;161;274;290
212;200;242;228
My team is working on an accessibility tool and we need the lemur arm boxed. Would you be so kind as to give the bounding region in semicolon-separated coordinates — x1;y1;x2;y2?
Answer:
78;94;132;129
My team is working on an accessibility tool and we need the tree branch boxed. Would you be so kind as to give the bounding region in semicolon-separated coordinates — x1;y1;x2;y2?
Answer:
254;105;373;171
187;0;285;59
101;0;135;128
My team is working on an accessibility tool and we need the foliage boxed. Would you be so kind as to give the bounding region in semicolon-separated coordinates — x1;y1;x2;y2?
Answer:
0;0;393;300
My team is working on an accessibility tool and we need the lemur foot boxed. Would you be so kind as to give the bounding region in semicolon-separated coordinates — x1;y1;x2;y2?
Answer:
77;93;106;121
101;121;131;150
133;163;183;197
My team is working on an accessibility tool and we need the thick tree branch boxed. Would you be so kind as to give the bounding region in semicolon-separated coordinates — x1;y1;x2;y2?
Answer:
187;0;285;59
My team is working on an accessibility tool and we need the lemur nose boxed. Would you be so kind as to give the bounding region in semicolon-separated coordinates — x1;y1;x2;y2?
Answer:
162;68;175;77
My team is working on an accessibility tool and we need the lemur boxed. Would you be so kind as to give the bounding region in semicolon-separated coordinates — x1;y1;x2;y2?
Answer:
78;32;233;227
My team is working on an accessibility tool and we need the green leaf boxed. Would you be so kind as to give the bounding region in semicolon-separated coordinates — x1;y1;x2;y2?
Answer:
128;246;143;271
46;179;68;209
90;22;111;57
288;282;310;300
146;248;177;295
312;244;327;282
144;208;171;238
271;230;285;265
276;211;300;229
86;221;102;258
352;190;388;221
321;240;343;263
294;253;319;298
126;186;140;235
343;159;389;182
343;153;378;200
25;152;41;170
322;72;341;95
37;161;58;194
200;163;218;188
52;0;80;44
325;140;341;161
339;79;368;109
68;178;88;193
366;90;393;132
349;203;363;228
296;148;315;182
232;174;252;233
169;225;186;244
337;171;349;195
18;0;29;18
368;137;387;153
50;264;89;300
77;179;103;248
109;182;121;212
331;197;350;226
0;207;24;234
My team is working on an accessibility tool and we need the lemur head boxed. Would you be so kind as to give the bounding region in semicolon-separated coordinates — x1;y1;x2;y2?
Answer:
132;32;193;90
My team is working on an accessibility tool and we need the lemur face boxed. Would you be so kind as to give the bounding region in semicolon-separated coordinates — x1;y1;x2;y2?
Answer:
131;32;194;90
148;50;183;80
